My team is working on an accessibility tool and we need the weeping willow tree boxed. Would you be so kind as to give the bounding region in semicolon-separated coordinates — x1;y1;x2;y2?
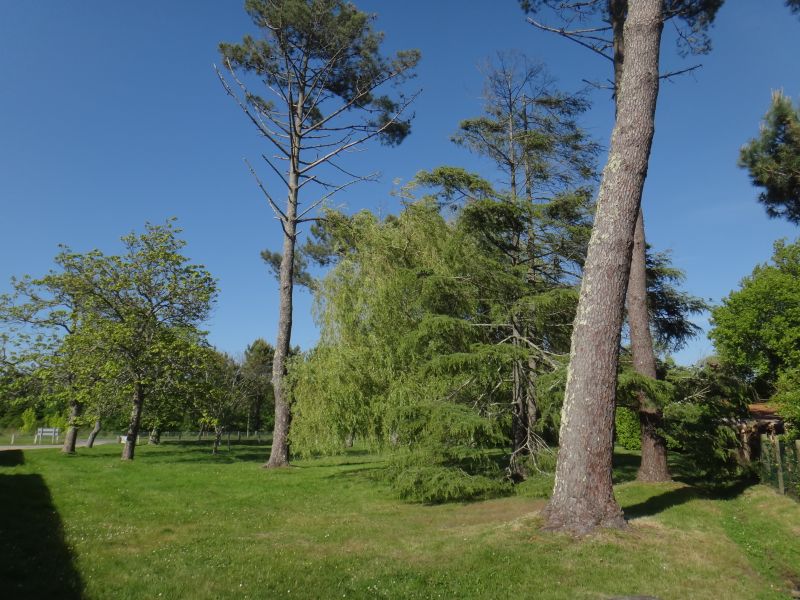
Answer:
289;182;591;501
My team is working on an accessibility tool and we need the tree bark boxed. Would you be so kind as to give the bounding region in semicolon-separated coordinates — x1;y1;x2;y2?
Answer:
265;133;300;469
213;427;222;455
86;418;102;448
510;321;529;477
61;400;82;454
542;0;663;535
121;382;144;461
149;426;161;445
611;0;671;482
627;210;671;481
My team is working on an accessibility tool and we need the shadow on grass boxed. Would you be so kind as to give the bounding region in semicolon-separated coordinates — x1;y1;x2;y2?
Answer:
0;450;25;467
121;440;272;464
0;473;83;599
624;478;754;519
612;450;640;484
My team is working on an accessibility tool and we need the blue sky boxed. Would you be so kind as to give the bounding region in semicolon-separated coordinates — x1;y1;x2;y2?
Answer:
1;1;797;364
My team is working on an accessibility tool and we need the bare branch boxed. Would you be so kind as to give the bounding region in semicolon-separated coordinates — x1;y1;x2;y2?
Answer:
299;90;421;175
295;172;379;221
261;154;290;188
215;63;291;158
659;63;702;81
526;17;613;63
243;158;288;223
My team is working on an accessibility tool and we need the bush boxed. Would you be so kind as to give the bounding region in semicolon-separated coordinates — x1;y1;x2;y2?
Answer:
46;414;68;430
20;407;38;433
615;406;641;451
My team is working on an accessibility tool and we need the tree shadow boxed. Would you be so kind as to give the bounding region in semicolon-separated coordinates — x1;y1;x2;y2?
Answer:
0;473;83;598
0;450;25;467
612;450;641;484
136;440;271;464
624;478;754;519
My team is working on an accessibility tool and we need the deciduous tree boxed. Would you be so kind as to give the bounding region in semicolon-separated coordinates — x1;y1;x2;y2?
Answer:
0;221;216;460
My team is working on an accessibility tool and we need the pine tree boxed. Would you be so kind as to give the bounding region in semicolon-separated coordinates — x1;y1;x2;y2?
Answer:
218;0;419;467
739;91;800;224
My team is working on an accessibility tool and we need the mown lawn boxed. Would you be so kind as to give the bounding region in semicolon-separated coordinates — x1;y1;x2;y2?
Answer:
1;442;798;599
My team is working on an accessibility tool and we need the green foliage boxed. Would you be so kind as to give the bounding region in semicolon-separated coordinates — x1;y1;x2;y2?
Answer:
616;368;675;410
645;248;708;353
20;407;38;433
192;347;252;437
774;367;800;428
220;0;420;147
46;413;68;430
0;220;219;449
663;361;752;481
241;338;275;431
740;91;800;224
710;238;800;413
289;53;601;500
615;406;641;451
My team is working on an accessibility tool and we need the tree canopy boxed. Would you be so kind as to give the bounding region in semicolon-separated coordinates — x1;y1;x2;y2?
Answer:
739;91;800;224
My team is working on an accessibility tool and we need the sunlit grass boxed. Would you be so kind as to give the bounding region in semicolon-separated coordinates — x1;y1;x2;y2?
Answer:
1;441;798;599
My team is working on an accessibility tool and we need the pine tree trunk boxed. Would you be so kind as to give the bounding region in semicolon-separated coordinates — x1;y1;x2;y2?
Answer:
627;210;671;481
265;143;299;469
542;0;663;535
86;419;102;448
61;400;81;454
122;382;144;461
611;0;671;484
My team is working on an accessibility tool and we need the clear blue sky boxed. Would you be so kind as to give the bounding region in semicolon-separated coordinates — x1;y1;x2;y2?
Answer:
1;1;797;365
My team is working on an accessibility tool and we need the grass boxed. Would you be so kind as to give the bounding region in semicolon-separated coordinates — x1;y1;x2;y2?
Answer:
1;441;799;599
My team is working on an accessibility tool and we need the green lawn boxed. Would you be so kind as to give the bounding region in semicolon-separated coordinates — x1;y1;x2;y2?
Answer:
1;442;798;599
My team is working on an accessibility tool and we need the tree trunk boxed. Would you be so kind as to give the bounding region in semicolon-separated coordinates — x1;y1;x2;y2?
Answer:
149;426;161;445
265;159;298;469
611;0;671;484
122;382;144;461
213;427;222;455
542;0;663;535
510;322;529;478
86;418;102;448
61;400;82;454
627;210;671;481
252;395;263;432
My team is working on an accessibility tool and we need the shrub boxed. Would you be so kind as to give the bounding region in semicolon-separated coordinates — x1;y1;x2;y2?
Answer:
615;406;641;451
20;407;38;433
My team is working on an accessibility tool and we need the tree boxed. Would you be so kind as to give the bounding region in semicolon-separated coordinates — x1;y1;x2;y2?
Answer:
520;0;721;525
241;338;275;434
218;0;419;468
425;53;598;477
290;203;530;500
739;91;800;224
645;248;708;354
0;221;216;460
194;348;252;454
524;0;665;534
710;238;800;401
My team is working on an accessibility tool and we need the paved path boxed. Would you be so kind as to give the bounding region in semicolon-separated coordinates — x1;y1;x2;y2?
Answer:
0;439;117;451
